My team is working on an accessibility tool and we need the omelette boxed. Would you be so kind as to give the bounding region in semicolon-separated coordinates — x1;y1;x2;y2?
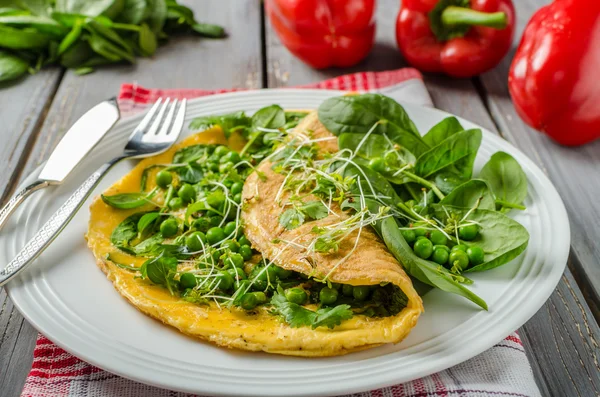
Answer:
87;107;423;357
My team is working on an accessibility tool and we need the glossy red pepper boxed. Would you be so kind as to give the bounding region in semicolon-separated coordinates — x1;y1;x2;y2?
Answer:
265;0;376;69
508;0;600;146
395;0;515;78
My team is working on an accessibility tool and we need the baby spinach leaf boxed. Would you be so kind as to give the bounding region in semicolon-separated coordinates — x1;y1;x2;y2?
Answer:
110;212;145;246
137;212;160;235
117;0;149;25
318;94;429;156
299;200;328;220
433;205;530;273
338;133;391;159
188;111;250;138
415;128;481;179
172;144;213;163
171;162;203;184
139;164;165;190
434;170;467;195
101;188;156;209
439;179;495;210
55;0;123;18
252;104;285;129
140;255;178;294
423;116;463;147
283;110;308;129
479;151;528;211
0;24;49;49
279;208;304;230
0;14;68;38
0;51;28;82
138;23;156;56
132;233;164;256
146;0;167;33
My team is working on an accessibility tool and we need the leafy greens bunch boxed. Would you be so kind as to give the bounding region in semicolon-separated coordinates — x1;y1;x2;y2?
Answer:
0;0;225;83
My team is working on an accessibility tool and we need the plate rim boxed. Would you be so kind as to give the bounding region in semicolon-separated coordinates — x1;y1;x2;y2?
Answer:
5;88;570;396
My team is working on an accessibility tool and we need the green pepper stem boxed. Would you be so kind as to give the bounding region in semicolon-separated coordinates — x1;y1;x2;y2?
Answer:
441;6;507;29
495;199;526;210
402;171;445;200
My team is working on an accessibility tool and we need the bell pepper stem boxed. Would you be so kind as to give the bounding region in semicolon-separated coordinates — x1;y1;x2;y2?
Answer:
441;6;507;29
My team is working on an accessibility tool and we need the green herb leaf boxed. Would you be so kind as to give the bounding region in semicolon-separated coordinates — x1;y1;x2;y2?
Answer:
279;208;305;230
137;212;160;235
422;116;464;147
270;288;353;329
192;22;225;38
0;50;28;82
172;144;213;163
414;128;482;179
138;23;157;56
110;212;144;247
55;0;124;18
118;0;149;25
439;179;495;210
140;255;178;294
170;162;203;184
0;24;49;49
101;188;156;209
251;104;285;129
479;151;528;211
189;111;250;138
299;200;328;220
146;0;167;33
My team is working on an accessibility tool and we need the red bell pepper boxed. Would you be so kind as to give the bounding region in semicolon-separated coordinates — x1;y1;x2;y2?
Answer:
395;0;515;78
508;0;600;146
266;0;376;69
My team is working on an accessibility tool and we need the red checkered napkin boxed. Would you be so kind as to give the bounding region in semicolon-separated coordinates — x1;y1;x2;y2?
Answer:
21;68;541;397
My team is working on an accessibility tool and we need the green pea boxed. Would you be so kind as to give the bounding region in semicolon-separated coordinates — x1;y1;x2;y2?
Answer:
214;146;229;157
401;229;416;244
319;287;338;305
155;170;172;188
413;227;427;237
216;271;234;291
416;235;428;241
160;218;178;237
208;162;219;172
363;307;376;317
253;291;267;303
227;267;247;281
219;162;234;173
285;288;307;305
238;236;251;246
459;224;479;240
233;193;242;204
223;221;237;237
222;239;240;253
185;231;206;252
451;244;468;253
225;253;244;269
168;197;183;210
206;227;225;245
192;217;210;232
240;245;253;261
430;230;448;246
178;183;196;203
206;191;225;209
434;244;450;252
251;279;267;291
179;272;197;289
223;178;234;188
368;157;386;173
432;248;449;265
467;246;485;266
274;266;292;279
231;182;243;195
352;286;370;301
240;293;258;310
342;284;354;297
449;250;469;271
208;216;222;227
220;151;240;164
413;238;433;259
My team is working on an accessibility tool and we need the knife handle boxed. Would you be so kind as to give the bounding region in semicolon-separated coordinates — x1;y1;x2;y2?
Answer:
0;180;51;232
0;159;119;286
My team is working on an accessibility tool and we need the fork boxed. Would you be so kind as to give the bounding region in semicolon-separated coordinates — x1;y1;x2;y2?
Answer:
0;98;186;286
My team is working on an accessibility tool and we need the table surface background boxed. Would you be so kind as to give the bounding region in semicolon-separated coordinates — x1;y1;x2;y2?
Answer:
1;1;599;396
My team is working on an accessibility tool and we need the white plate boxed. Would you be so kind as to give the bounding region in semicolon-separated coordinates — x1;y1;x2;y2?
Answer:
2;89;569;397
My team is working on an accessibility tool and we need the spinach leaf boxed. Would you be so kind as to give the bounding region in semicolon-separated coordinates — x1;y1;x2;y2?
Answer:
270;288;353;329
0;24;49;49
146;0;166;33
137;211;160;235
138;23;156;56
132;233;164;256
414;128;481;179
283;110;308;129
434;170;467;195
479;151;528;211
0;14;68;38
252;104;285;129
140;164;164;191
433;205;530;273
55;0;123;18
170;162;203;184
279;208;304;230
140;255;178;294
318;94;429;156
117;0;149;25
172;144;213;163
101;188;156;209
57;18;83;55
188;111;250;138
439;179;495;210
423;116;464;147
110;212;145;246
191;23;225;38
0;51;28;82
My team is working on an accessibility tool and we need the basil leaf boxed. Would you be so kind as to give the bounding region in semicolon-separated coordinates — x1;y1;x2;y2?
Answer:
318;94;429;156
433;205;530;273
479;151;528;211
101;188;156;209
0;51;28;82
299;200;328;220
415;128;482;179
137;212;160;235
439;179;495;210
279;208;305;230
138;23;157;56
192;22;225;38
141;255;178;294
252;104;286;129
422;116;464;147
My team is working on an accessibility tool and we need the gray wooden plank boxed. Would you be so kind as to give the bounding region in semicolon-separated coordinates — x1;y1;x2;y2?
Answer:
476;0;600;316
0;1;263;396
265;0;600;395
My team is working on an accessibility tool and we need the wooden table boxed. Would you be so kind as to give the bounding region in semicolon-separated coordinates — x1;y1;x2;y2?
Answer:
1;1;599;396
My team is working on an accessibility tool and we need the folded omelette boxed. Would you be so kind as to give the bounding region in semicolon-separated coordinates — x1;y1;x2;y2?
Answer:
87;110;423;357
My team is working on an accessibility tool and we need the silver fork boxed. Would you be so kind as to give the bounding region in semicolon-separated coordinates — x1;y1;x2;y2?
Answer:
0;98;186;286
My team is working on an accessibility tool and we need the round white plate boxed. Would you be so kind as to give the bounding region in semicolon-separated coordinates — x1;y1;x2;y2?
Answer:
2;89;569;397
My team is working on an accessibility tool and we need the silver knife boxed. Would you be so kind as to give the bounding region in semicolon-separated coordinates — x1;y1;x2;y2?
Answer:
0;98;120;231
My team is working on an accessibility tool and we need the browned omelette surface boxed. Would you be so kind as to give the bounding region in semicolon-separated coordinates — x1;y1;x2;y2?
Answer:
87;115;423;357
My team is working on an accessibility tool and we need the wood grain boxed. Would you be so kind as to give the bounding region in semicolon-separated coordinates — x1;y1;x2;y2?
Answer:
264;0;600;395
0;2;262;396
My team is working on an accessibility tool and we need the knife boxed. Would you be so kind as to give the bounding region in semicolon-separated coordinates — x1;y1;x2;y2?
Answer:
0;98;120;231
